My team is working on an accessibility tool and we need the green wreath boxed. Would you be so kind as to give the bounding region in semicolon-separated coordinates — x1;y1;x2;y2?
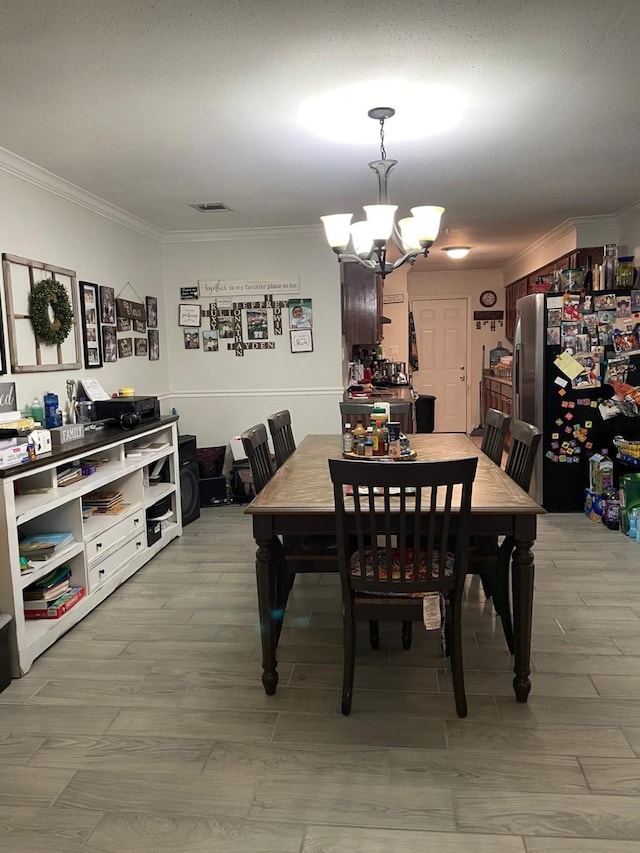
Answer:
30;278;73;346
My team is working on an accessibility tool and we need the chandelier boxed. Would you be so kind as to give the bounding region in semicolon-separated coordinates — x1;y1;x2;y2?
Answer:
321;107;444;279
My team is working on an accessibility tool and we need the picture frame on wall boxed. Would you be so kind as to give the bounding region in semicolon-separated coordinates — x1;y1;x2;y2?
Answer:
79;281;103;368
99;285;115;325
179;302;201;327
134;337;148;357
102;325;117;363
117;316;131;332
117;337;133;359
148;328;160;361
146;296;158;328
290;328;313;353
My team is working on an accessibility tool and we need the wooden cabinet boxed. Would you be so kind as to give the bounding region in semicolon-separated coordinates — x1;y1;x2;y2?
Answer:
0;419;182;676
504;247;604;342
341;261;383;346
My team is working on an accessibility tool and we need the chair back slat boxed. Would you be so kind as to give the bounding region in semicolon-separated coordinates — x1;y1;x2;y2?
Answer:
505;419;542;492
329;457;478;596
481;408;511;465
267;410;296;469
240;423;275;495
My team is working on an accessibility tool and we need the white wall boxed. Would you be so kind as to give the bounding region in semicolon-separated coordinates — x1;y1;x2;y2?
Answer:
408;269;506;432
161;234;343;447
0;169;168;415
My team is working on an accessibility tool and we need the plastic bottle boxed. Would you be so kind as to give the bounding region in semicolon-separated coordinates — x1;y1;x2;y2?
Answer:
373;420;386;456
364;438;373;458
352;419;367;441
489;341;510;373
44;392;60;429
342;423;353;453
30;397;44;425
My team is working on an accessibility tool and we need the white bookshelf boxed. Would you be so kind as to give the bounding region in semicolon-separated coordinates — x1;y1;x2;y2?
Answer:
0;418;182;676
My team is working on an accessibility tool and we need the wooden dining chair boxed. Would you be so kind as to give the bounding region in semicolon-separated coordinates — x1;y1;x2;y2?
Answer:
471;418;541;653
267;410;296;469
340;401;412;434
475;408;512;598
328;456;478;718
481;408;511;466
241;423;337;585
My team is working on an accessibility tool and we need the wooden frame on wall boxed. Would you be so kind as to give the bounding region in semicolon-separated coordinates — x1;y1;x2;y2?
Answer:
79;281;103;369
1;253;82;373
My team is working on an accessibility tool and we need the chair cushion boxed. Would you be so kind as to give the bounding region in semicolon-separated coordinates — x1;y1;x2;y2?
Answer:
350;547;454;581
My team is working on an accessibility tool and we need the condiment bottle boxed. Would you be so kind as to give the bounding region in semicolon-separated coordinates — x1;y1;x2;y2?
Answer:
364;438;373;458
342;423;353;453
373;419;386;456
352;419;367;441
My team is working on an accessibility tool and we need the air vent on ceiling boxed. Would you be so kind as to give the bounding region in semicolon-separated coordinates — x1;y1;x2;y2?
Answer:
189;202;231;212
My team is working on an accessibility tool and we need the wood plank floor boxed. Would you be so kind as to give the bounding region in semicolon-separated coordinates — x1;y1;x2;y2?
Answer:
2;506;640;851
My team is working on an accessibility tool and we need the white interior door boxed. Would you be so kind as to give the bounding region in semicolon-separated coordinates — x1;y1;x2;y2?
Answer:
412;298;468;432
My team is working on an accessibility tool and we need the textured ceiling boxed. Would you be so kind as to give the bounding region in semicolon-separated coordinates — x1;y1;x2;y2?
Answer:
0;0;639;269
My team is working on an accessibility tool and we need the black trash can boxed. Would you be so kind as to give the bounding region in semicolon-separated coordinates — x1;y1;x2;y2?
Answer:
415;395;436;433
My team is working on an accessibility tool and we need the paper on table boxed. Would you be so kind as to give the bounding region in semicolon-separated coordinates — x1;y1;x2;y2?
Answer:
81;378;110;401
554;351;585;380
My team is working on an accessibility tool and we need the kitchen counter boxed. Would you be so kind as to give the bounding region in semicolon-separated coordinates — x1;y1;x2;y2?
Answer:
483;372;512;388
344;386;415;403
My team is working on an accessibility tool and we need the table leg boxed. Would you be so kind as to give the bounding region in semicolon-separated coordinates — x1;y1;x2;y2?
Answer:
511;538;534;702
255;536;279;695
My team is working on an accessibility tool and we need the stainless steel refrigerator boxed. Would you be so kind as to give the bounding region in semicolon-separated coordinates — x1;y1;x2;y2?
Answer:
513;291;629;512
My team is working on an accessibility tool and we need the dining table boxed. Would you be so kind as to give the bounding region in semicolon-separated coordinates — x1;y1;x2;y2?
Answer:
244;433;545;701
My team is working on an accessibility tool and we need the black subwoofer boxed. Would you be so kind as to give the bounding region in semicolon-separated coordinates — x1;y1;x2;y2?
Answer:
178;435;200;526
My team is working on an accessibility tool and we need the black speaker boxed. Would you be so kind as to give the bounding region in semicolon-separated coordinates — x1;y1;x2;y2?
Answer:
178;435;200;526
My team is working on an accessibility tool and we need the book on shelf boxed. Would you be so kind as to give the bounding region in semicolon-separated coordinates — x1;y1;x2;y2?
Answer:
83;490;126;514
24;586;85;619
18;532;74;560
25;565;72;592
136;441;170;455
23;580;71;606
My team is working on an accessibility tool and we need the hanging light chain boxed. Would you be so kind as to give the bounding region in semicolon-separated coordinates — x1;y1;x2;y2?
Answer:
378;117;387;160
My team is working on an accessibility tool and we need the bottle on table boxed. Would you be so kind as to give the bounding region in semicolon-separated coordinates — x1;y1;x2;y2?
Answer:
372;419;386;456
342;423;353;453
30;397;44;425
352;419;367;441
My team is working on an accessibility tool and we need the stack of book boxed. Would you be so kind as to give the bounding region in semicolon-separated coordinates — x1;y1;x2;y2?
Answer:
82;490;125;515
18;532;74;562
23;566;85;619
57;466;85;487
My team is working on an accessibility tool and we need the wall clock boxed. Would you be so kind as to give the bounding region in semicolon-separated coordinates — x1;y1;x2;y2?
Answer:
479;289;497;308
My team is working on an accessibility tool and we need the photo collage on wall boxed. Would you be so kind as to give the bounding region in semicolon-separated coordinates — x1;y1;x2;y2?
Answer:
93;286;160;365
178;283;313;357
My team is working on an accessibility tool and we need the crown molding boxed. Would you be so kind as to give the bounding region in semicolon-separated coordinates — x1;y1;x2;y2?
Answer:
0;146;164;241
503;219;576;273
162;224;322;243
615;198;640;224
